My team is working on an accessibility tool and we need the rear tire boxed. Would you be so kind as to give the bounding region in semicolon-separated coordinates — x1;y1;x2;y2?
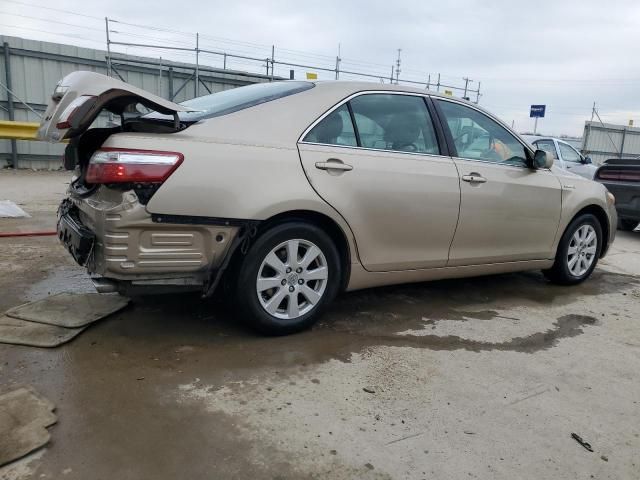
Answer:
543;213;602;285
234;222;341;335
618;218;638;231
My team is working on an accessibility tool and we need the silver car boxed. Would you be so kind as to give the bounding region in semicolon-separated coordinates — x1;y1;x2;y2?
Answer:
523;136;597;179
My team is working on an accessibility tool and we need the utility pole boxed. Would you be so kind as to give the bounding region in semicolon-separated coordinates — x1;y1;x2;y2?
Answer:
335;43;341;80
390;65;394;83
463;77;473;100
104;17;112;78
395;48;401;84
475;81;481;104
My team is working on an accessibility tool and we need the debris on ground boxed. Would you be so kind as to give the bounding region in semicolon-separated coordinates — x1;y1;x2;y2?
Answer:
363;387;376;394
0;387;56;467
571;433;594;452
0;293;130;347
0;200;30;218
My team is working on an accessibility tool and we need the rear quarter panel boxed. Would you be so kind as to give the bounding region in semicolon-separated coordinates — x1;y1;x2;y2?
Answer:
99;130;359;261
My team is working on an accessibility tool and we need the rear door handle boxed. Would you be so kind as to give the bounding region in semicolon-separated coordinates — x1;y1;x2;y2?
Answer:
315;159;353;172
461;173;487;184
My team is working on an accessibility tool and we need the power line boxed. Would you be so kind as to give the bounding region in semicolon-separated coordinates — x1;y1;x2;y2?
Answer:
3;0;102;20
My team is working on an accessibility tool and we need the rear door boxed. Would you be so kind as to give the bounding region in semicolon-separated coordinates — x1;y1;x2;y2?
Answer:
434;99;562;266
38;71;191;142
298;92;461;272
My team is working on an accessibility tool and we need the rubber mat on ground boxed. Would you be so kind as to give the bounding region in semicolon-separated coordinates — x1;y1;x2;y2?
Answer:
5;292;129;328
0;387;56;467
0;315;86;348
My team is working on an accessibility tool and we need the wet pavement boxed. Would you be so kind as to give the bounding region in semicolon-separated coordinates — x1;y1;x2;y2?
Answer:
1;171;639;479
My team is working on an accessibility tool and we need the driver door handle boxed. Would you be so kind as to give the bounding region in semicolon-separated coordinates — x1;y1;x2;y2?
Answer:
462;173;487;184
315;159;353;172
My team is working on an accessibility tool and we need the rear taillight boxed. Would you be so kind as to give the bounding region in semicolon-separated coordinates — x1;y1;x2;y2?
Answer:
85;148;184;184
56;95;96;129
597;168;640;182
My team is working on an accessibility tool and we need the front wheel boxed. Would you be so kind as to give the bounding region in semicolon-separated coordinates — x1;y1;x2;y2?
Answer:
234;222;341;335
543;213;602;285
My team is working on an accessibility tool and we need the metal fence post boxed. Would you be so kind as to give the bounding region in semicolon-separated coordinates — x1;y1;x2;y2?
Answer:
195;33;199;97
168;67;174;100
270;45;275;81
3;42;18;169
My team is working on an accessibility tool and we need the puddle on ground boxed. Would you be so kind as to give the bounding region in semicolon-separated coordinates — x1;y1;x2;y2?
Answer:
26;265;95;301
71;269;634;374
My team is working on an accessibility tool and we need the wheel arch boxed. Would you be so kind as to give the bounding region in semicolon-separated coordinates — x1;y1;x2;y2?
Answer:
224;209;352;294
257;210;352;292
569;204;610;257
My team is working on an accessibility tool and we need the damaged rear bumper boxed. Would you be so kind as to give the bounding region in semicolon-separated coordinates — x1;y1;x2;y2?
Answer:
58;186;241;292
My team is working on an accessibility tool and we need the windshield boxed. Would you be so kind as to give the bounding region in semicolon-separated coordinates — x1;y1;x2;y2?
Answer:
145;81;314;121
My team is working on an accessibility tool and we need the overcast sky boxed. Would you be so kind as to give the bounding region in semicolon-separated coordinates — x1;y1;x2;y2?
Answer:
2;0;639;136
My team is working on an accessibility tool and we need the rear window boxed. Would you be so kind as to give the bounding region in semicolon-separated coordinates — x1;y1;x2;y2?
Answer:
146;81;314;121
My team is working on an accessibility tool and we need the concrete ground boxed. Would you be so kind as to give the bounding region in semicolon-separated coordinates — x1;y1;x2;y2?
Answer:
1;170;639;480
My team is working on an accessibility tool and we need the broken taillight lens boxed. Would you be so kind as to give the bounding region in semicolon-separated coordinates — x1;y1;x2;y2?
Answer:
85;148;184;184
56;95;96;129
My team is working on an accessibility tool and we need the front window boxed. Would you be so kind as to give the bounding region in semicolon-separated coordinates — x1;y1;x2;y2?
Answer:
147;81;314;121
436;100;528;166
534;140;559;160
559;142;582;163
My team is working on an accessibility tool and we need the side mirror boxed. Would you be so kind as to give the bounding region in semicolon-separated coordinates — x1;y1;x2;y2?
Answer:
533;149;553;169
582;156;592;164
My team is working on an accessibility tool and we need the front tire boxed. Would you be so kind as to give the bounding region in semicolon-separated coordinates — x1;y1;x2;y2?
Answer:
234;222;341;335
543;213;602;285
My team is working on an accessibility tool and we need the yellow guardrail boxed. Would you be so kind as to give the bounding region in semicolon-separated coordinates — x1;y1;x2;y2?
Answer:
0;120;41;140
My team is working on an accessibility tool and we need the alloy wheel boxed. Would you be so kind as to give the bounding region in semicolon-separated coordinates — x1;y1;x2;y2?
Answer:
567;224;597;277
256;239;329;320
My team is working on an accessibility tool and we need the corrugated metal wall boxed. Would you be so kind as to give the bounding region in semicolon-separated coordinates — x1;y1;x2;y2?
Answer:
0;35;272;169
582;121;640;165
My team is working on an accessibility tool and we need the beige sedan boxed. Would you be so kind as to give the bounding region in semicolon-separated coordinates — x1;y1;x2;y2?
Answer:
41;72;617;334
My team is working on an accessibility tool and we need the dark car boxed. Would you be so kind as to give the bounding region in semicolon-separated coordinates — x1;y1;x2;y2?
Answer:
595;158;640;231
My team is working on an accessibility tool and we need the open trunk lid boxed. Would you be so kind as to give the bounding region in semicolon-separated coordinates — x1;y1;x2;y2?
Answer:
38;71;195;142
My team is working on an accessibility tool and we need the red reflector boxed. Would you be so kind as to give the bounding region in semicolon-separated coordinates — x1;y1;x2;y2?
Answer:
85;149;183;184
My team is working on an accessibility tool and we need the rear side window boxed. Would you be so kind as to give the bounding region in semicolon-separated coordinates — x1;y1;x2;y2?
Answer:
303;104;357;146
304;93;440;155
350;94;439;154
147;81;314;121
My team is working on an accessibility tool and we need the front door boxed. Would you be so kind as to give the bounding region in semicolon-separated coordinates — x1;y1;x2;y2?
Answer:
298;93;461;272
434;99;562;266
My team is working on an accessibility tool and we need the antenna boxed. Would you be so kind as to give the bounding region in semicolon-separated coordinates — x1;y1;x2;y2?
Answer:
395;48;402;84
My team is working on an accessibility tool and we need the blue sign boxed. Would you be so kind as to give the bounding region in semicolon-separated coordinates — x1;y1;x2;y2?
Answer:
530;105;546;118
